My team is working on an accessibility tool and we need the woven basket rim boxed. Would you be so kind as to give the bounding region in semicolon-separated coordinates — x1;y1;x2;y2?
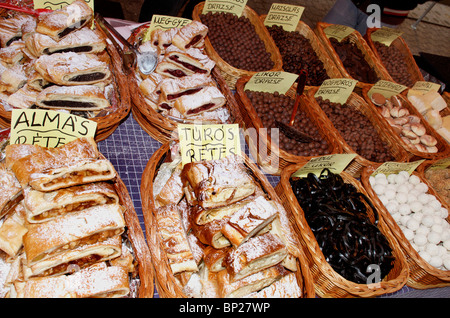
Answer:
360;164;450;289
140;141;316;298
278;162;410;297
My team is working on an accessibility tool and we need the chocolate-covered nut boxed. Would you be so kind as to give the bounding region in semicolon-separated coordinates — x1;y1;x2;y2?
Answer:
415;143;428;152
391;124;403;135
397;107;409;117
407;115;421;124
390;95;403;108
426;146;438;153
420;134;438;147
393;117;409;126
390;106;401;118
402;128;418;139
410;123;426;136
371;92;386;106
378;106;391;117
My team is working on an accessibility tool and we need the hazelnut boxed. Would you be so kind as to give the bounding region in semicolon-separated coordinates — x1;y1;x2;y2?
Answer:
410;123;426;136
407;115;421;124
390;95;403;108
393;117;409;126
371;92;386;106
420;134;438;147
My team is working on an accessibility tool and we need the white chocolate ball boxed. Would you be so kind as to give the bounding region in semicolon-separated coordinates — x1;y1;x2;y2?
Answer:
387;173;397;184
414;234;428;246
409;201;423;213
408;174;421;185
443;257;450;270
429;256;443;268
419;250;431;263
416;226;430;236
385;201;399;213
428;231;441;245
373;184;386;196
403;228;415;241
425;244;439;256
398;203;411;215
396;192;408;204
421;215;435;227
407;218;420;231
444;239;450;250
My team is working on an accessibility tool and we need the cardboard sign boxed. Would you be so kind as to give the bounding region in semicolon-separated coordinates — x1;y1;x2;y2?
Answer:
367;80;408;99
411;81;441;95
370;160;425;177
264;3;305;32
291;154;356;178
34;0;94;11
202;0;248;17
244;71;299;95
178;123;241;165
425;157;450;172
314;78;358;104
324;24;354;42
10;109;97;148
370;27;403;47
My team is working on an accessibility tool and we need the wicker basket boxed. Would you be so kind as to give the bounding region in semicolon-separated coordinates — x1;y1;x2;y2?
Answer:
0;20;131;142
235;76;342;175
304;86;410;177
260;15;343;81
361;85;450;161
107;154;155;298
140;141;316;298
360;164;450;289
275;163;409;297
365;27;424;87
191;2;283;89
314;22;393;87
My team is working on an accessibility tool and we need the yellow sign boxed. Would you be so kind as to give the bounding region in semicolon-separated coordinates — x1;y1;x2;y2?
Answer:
291;154;356;178
142;15;192;42
10;109;97;148
244;71;299;95
178;123;241;165
314;78;358;104
371;160;425;176
367;80;408;99
411;81;441;95
370;27;403;47
34;0;94;11
324;24;354;42
202;0;248;17
264;3;305;32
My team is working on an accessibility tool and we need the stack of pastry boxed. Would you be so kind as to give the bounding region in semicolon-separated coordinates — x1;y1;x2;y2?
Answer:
152;148;303;297
0;0;115;118
0;137;136;298
136;21;231;123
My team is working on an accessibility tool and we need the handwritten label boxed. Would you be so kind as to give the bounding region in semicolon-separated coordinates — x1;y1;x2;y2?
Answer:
411;81;441;95
202;0;248;17
291;154;356;178
425;157;450;172
324;24;354;42
34;0;94;11
314;78;358;104
10;109;97;148
264;3;304;32
370;27;403;46
371;160;425;176
244;71;299;94
178;124;241;165
367;80;408;99
142;15;191;42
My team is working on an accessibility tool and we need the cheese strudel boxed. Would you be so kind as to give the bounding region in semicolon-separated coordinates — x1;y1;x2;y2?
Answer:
34;52;111;86
35;0;93;41
36;84;110;111
10;137;116;191
23;235;122;279
23;182;119;223
182;155;257;209
172;21;208;50
12;262;130;298
173;85;226;117
23;203;125;265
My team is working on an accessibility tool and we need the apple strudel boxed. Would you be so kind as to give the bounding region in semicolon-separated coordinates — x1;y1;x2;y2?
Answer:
23;203;125;265
0;203;27;258
0;163;22;219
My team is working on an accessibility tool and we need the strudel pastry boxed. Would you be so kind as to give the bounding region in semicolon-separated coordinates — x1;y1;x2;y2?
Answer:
172;20;208;50
0;41;25;66
203;245;229;272
6;85;39;109
153;162;184;208
0;64;28;94
23;182;119;223
23;203;125;265
224;233;287;281
36;84;110;111
246;272;302;298
26;27;106;56
23;235;122;279
10;137;116;191
190;216;231;249
35;0;93;41
152;27;179;52
159;73;214;103
217;264;288;298
0;14;35;48
182;155;257;209
0;203;27;257
34;52;111;86
173;85;226;117
155;204;198;275
12;262;130;298
0;163;22;219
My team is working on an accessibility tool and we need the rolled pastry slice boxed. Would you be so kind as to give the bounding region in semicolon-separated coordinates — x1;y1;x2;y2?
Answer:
0;41;25;65
35;0;93;41
155;204;198;275
203;245;229;272
154;27;179;51
245;272;302;298
190;216;231;249
27;71;53;91
159;74;214;102
0;64;27;94
0;14;35;47
174;85;226;117
172;20;208;50
23;235;122;279
12;262;130;298
153;162;184;208
165;51;211;77
34;52;111;86
181;155;257;209
36;84;110;111
0;203;28;258
217;264;288;298
0;163;23;219
23;182;119;223
23;203;126;266
224;233;287;281
221;196;280;247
